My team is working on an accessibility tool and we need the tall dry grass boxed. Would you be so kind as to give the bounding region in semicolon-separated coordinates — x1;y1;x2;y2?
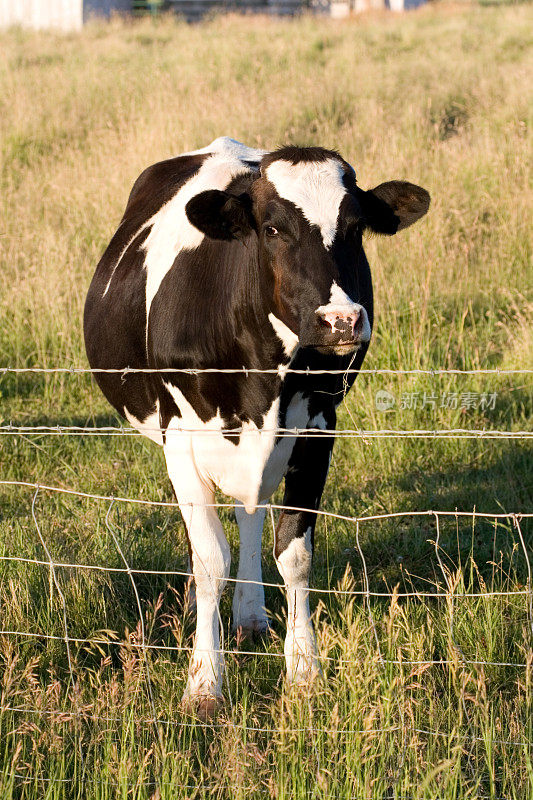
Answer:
0;3;532;798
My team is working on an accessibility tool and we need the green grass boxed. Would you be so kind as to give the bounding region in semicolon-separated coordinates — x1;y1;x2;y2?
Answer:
0;3;532;797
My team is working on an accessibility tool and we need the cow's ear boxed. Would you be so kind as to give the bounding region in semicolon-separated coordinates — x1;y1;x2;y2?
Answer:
185;190;255;241
360;181;430;235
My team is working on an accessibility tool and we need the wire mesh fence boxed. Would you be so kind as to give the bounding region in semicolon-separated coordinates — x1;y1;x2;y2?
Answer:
0;364;532;792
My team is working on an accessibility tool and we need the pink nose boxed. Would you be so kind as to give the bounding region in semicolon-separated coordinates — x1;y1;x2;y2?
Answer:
320;308;360;336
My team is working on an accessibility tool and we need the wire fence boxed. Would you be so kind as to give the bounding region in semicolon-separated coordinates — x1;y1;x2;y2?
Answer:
2;365;531;439
1;480;531;662
1;364;532;787
2;366;532;374
1;425;531;438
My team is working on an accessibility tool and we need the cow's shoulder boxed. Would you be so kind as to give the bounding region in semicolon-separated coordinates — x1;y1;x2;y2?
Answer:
121;137;264;231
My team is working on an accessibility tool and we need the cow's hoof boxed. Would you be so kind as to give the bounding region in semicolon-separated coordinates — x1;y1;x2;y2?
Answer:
181;693;223;722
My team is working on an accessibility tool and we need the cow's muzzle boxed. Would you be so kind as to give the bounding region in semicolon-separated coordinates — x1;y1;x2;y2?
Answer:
313;303;371;355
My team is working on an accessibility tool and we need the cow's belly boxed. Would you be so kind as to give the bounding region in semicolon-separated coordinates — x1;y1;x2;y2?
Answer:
161;384;309;513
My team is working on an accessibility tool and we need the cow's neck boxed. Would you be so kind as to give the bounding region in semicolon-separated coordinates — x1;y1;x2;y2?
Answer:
152;252;296;428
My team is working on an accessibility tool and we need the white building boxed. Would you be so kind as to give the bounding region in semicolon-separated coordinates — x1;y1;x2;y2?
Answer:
0;0;427;29
0;0;131;31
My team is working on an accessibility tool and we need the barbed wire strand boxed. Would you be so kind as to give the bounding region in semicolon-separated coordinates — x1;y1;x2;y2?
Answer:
0;629;528;669
0;704;398;736
2;366;532;375
2;704;532;749
2;766;519;798
0;425;531;439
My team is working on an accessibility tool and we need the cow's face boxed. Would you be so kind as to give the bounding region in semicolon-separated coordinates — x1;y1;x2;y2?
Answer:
185;147;430;356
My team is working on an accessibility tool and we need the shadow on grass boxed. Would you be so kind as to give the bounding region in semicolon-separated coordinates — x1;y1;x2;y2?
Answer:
318;440;531;594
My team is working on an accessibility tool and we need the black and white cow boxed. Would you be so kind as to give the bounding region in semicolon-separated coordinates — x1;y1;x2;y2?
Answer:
84;137;429;713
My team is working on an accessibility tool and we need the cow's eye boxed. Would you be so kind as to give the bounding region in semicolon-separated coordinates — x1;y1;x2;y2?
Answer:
265;225;279;237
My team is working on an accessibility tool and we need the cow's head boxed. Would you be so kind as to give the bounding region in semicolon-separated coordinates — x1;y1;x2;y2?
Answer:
185;146;430;356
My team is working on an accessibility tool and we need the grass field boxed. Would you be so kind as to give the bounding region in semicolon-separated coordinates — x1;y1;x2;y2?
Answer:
0;2;532;797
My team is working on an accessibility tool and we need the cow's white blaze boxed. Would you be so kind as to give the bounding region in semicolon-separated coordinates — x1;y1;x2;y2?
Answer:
265;158;347;248
275;525;318;683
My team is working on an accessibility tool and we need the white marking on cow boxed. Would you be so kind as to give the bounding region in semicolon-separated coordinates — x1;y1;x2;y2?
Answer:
232;503;269;634
161;383;308;514
164;426;230;701
265;158;347;248
268;312;299;359
316;281;372;343
259;391;309;501
102;139;264;302
123;401;163;445
159;379;309;700
102;222;152;298
323;281;357;311
275;525;318;683
142;152;256;336
309;412;327;430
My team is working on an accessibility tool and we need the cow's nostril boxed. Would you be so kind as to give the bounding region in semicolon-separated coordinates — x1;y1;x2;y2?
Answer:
317;315;333;329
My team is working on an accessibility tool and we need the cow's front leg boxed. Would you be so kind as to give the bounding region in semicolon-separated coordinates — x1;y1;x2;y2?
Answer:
164;446;230;712
275;510;318;683
232;503;269;637
275;423;336;684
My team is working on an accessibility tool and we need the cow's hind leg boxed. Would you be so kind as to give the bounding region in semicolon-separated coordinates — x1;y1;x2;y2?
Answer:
232;504;269;638
275;426;335;685
164;443;230;713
